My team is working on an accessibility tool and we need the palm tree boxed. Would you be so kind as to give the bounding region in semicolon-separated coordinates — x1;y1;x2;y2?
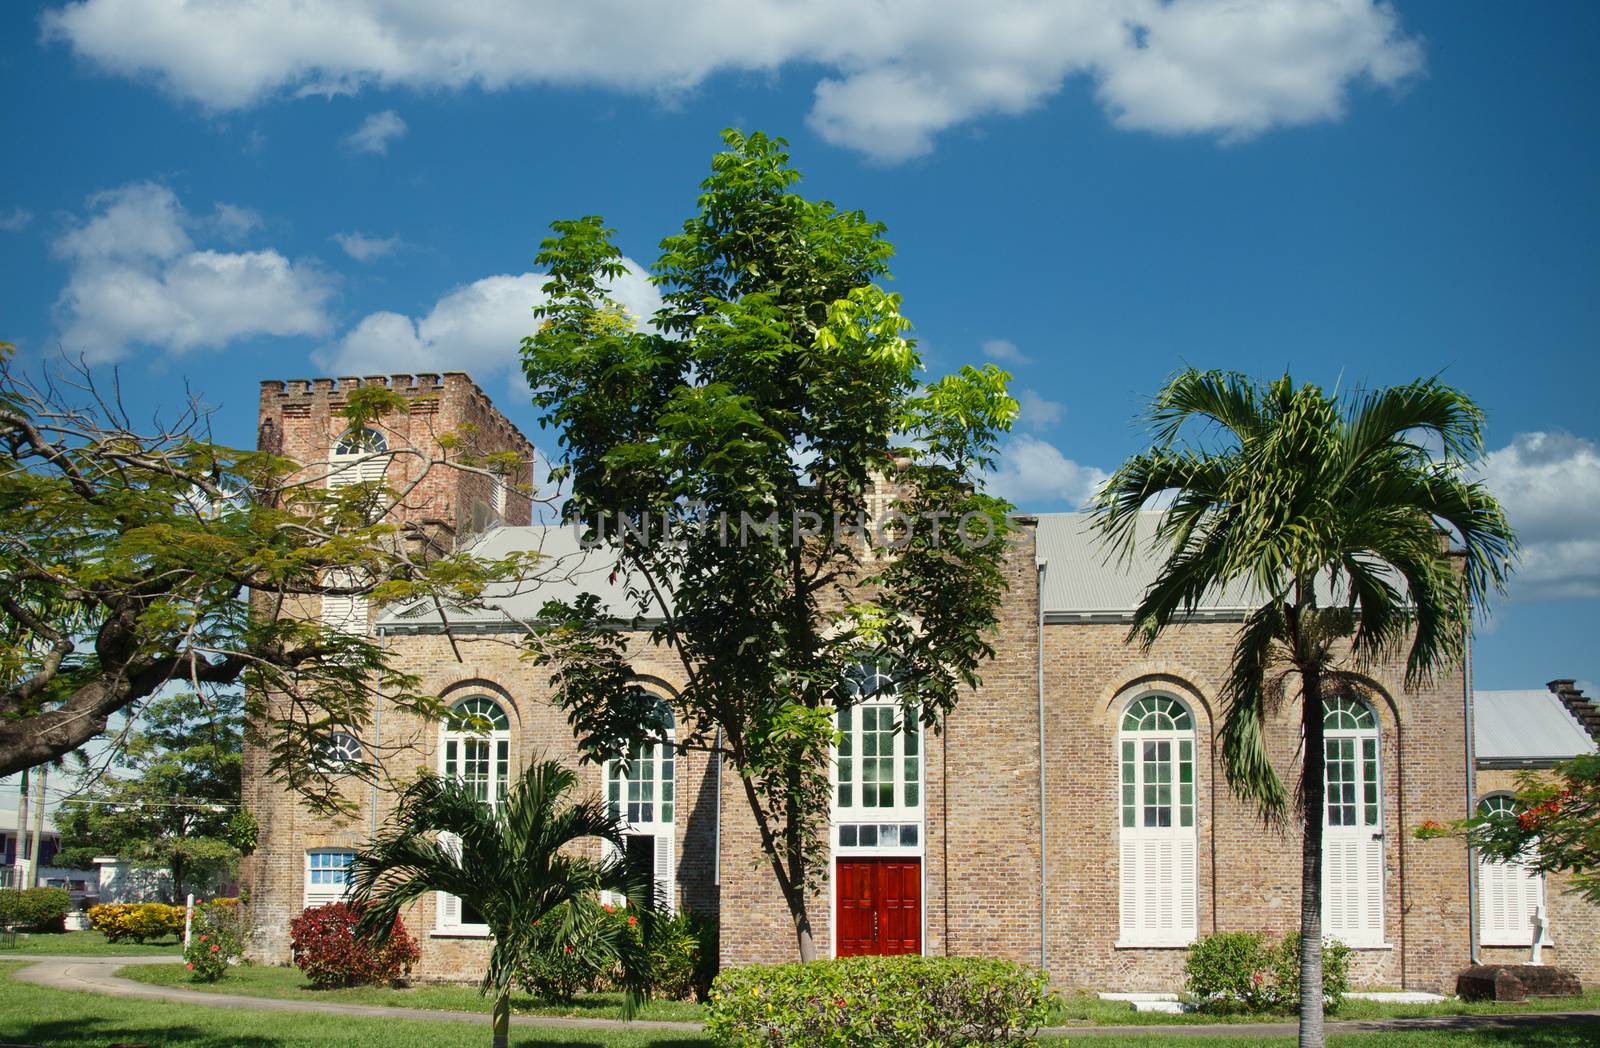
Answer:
1093;370;1515;1048
349;758;652;1048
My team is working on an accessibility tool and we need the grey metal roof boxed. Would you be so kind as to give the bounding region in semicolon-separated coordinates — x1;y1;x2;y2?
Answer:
1475;690;1597;763
377;525;661;630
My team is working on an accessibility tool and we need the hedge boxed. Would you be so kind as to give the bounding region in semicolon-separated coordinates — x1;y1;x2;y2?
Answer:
289;902;420;988
707;955;1052;1047
0;887;71;931
1185;930;1352;1013
87;902;186;943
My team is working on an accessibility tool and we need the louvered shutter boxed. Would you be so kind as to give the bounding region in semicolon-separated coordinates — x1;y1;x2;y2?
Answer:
1323;835;1384;946
437;833;462;930
655;833;675;913
1480;856;1547;946
1176;837;1198;936
1119;838;1138;938
1120;836;1195;945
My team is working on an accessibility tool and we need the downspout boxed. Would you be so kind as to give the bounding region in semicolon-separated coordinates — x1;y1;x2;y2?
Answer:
1036;559;1049;973
372;627;386;840
713;728;722;887
1463;616;1479;965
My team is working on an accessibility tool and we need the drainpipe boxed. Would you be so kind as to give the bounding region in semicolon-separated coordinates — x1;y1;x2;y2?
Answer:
713;727;722;887
372;628;387;840
1463;616;1479;965
1036;558;1049;973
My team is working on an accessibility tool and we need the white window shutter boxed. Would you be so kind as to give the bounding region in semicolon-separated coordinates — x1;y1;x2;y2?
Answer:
1119;839;1138;939
437;832;462;930
1480;856;1547;946
1177;837;1198;937
1119;836;1195;945
1360;834;1384;941
654;833;675;914
1323;836;1384;946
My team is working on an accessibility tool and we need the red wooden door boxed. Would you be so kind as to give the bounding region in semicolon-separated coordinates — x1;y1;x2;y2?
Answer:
836;859;921;956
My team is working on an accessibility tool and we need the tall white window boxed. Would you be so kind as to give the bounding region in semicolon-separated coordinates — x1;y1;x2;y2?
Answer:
437;696;511;934
1118;694;1198;946
321;427;390;633
1322;696;1385;946
1477;794;1550;947
305;849;355;908
604;700;676;912
833;661;923;854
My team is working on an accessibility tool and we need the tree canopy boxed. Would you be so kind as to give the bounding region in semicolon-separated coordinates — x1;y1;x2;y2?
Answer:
0;346;540;807
521;130;1019;959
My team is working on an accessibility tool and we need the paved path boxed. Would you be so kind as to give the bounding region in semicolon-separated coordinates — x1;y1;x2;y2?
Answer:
6;954;1600;1041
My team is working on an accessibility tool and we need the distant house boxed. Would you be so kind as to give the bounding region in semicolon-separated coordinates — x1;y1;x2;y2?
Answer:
1473;682;1600;976
0;808;93;901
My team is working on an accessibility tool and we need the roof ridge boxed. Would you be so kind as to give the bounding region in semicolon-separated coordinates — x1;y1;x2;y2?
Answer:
1548;679;1600;744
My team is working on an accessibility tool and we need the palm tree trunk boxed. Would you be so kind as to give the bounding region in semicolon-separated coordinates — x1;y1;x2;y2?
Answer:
1299;662;1326;1048
492;992;510;1048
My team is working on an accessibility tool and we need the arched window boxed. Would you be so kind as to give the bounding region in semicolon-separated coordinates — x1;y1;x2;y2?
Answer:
834;660;921;825
1118;694;1197;946
315;731;363;772
334;427;388;456
1322;696;1384;946
604;698;677;912
441;696;510;808
329;427;390;490
437;696;511;935
1477;794;1550;946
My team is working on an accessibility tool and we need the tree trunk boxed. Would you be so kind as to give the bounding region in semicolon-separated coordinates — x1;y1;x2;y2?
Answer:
492;992;510;1048
1298;662;1326;1048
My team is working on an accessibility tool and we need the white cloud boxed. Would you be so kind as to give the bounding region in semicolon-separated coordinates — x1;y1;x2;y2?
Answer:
316;258;662;379
1016;388;1063;429
983;338;1031;366
52;183;334;362
343;110;406;155
0;207;32;232
333;231;403;262
1478;432;1600;602
42;1;1424;163
986;434;1108;509
207;202;261;241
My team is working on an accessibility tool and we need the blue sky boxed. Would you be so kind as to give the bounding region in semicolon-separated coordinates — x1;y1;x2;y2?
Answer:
2;1;1598;696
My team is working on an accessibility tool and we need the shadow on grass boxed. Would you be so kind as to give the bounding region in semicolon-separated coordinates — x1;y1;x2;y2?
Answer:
0;1018;281;1047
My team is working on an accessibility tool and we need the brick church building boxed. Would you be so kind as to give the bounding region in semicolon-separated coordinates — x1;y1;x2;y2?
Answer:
241;372;1600;992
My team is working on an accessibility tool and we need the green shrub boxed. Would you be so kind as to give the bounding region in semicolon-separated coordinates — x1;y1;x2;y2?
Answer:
0;887;71;931
645;909;718;1002
707;955;1051;1047
515;898;633;1003
87;902;185;943
1185;930;1352;1014
184;901;246;983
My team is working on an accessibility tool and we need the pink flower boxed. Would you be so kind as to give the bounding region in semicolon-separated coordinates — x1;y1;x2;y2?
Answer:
1252;973;1264;985
627;916;637;927
185;963;194;970
211;945;220;953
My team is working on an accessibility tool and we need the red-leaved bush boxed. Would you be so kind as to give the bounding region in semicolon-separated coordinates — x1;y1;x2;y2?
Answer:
289;902;421;988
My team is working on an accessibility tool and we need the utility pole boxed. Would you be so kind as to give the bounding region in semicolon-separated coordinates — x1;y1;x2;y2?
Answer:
13;769;29;888
27;765;48;888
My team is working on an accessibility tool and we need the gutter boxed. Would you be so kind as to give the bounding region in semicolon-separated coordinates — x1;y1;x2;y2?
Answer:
1036;558;1049;973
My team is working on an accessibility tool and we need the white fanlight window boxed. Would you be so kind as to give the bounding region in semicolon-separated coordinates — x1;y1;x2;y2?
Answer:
436;696;511;935
304;849;355;908
1477;795;1550;947
833;661;923;855
604;701;677;912
1322;696;1385;947
1117;694;1198;946
314;731;364;773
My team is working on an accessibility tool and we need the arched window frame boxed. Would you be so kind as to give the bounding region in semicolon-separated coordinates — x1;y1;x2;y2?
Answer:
436;695;511;936
1476;793;1551;946
1321;695;1386;947
1116;692;1198;947
315;731;364;773
832;659;923;853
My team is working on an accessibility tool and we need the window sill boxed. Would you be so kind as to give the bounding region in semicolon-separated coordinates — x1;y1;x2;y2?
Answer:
1480;940;1553;949
431;929;491;940
1115;940;1195;950
1343;943;1394;951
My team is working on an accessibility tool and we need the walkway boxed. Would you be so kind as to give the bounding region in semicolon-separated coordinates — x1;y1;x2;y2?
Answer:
6;954;1600;1040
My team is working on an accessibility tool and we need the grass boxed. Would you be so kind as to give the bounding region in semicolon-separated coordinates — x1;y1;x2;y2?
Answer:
120;960;707;1022
1;961;1597;1047
0;928;182;957
1049;988;1600;1026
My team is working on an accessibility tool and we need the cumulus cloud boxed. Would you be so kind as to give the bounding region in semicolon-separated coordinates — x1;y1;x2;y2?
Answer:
207;202;261;241
343;110;406;155
982;338;1031;366
52;183;333;362
986;434;1108;509
1016;388;1063;429
333;231;403;262
1478;431;1600;602
0;207;32;232
315;258;662;380
42;1;1424;163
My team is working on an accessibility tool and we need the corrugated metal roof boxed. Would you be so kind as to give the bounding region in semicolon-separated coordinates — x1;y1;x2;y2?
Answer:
377;525;662;629
1475;690;1597;762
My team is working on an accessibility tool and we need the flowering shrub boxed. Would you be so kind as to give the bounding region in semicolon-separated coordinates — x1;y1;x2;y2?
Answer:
1184;930;1351;1014
516;899;631;1002
707;956;1051;1047
182;899;247;983
647;909;718;1002
0;887;71;932
289;902;420;988
88;902;185;943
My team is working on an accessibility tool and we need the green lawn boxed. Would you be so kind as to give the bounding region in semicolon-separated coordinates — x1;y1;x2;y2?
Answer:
0;929;182;957
120;960;707;1022
1051;987;1600;1026
1;961;1597;1047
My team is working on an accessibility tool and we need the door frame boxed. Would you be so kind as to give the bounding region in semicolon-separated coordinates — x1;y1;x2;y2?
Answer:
833;855;924;957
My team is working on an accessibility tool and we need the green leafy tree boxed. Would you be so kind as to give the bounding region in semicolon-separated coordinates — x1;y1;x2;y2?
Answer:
1093;369;1515;1048
54;690;242;900
1420;753;1600;903
351;758;651;1048
0;345;545;806
521;130;1018;961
